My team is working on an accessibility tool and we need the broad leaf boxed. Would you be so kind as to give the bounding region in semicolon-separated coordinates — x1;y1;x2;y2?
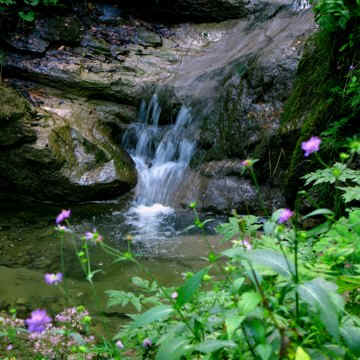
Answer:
225;313;245;338
129;305;174;329
256;344;272;360
238;291;261;315
340;324;360;356
194;340;236;353
176;267;209;307
245;250;295;278
244;318;266;344
156;336;191;360
295;347;311;360
222;247;245;258
297;278;340;339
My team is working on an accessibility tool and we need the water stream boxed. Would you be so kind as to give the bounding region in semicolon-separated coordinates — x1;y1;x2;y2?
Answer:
120;94;197;243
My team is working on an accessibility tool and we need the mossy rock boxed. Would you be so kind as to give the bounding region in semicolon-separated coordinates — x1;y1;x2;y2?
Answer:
0;83;29;123
0;83;36;146
281;29;355;201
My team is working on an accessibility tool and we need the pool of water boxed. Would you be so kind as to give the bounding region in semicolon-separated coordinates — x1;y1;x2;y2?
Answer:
0;198;228;325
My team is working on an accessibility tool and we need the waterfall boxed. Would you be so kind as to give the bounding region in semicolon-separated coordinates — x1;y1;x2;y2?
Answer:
121;94;196;240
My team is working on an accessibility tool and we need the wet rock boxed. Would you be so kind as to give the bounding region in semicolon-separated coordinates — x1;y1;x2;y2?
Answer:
37;16;83;45
175;164;286;214
136;27;162;47
0;1;315;208
4;30;49;54
0;83;137;202
0;84;36;146
81;34;112;56
122;0;263;22
95;3;124;24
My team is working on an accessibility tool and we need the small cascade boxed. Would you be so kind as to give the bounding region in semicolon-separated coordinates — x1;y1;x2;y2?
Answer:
292;0;311;11
121;94;197;241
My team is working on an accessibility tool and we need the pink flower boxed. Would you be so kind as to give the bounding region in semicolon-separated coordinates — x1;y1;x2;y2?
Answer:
7;344;13;351
44;273;63;285
143;338;152;348
278;209;294;224
85;230;103;243
243;239;252;250
241;159;252;167
116;340;124;349
56;209;71;224
171;291;178;299
301;136;321;157
25;309;51;333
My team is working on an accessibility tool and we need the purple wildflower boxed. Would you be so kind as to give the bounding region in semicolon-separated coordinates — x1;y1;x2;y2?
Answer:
243;239;252;250
301;136;321;157
143;338;152;348
7;344;13;351
278;209;294;224
116;340;124;349
25;309;51;333
56;209;71;224
85;230;103;243
241;159;252;167
44;273;63;285
171;291;178;299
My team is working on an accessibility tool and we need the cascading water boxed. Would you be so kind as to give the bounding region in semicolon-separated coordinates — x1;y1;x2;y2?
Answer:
121;94;197;242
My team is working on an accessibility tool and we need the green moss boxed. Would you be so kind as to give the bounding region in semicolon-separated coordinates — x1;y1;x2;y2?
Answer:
48;125;75;166
281;31;339;195
0;84;29;123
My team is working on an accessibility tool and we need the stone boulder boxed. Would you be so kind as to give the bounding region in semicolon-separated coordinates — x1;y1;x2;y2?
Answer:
175;160;286;214
0;83;137;202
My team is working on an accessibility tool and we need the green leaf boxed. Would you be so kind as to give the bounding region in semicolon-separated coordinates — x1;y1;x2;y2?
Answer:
339;186;360;203
340;324;360;356
232;277;245;292
25;0;39;5
306;221;331;238
129;305;174;329
295;347;311;360
176;267;209;307
194;340;236;353
216;217;240;242
297;278;341;340
238;291;261;315
303;208;334;219
303;163;360;186
105;290;142;311
132;276;150;289
222;247;245;258
225;314;245;339
245;249;295;278
244;318;266;344
18;10;35;21
156;336;191;360
256;344;273;360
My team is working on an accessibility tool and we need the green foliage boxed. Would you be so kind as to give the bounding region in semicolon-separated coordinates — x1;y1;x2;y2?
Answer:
0;0;59;22
303;162;360;186
314;0;353;32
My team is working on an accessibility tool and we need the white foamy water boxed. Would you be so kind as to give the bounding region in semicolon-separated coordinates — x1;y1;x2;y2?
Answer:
121;95;197;241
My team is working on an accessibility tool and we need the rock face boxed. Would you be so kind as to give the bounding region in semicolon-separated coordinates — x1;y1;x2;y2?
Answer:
121;0;261;22
0;84;136;202
175;160;286;213
0;0;315;210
